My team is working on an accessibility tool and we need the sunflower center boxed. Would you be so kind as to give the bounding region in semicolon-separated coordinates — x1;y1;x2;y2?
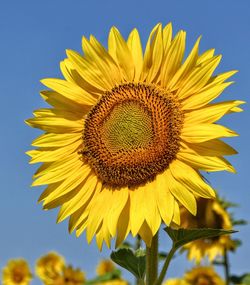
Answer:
102;100;153;152
82;83;183;188
13;270;24;283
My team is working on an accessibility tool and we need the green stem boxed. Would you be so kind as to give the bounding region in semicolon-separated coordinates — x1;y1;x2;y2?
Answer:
146;232;159;285
138;279;145;285
135;235;142;285
154;245;177;285
224;249;230;285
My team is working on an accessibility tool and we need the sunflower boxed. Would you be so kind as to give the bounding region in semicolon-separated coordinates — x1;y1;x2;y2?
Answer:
36;252;65;284
95;280;128;285
96;259;115;276
179;197;235;263
2;259;32;285
163;279;188;285
184;266;225;285
53;266;85;285
27;23;242;249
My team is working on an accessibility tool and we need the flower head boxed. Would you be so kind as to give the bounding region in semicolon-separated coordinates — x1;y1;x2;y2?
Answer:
27;23;242;249
163;279;188;285
54;266;85;285
96;259;115;276
184;266;225;285
95;280;128;285
36;252;65;284
2;259;32;285
180;197;235;263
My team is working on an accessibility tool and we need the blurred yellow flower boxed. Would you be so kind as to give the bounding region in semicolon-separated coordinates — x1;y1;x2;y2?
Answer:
36;252;65;284
2;259;32;285
95;280;128;285
27;22;242;249
184;266;225;285
180;197;235;263
163;279;188;285
96;259;115;275
54;266;86;285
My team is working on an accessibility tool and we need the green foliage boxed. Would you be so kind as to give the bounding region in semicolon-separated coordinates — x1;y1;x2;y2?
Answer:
232;218;248;226
85;269;121;284
164;227;237;249
231;273;250;285
110;248;146;280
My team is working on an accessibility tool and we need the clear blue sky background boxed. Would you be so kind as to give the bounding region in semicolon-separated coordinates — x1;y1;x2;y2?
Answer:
0;0;249;283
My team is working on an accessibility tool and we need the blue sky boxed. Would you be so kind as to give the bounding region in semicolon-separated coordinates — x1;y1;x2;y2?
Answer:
0;0;249;283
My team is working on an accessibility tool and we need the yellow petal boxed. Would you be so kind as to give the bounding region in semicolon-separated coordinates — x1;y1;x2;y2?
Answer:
172;200;180;225
138;221;153;247
40;90;90;113
167;169;197;215
181;124;238;143
33;154;79;178
41;78;96;105
43;165;92;204
162;23;172;54
27;141;81;163
69;181;102;233
184;100;245;124
108;26;134;81
177;55;222;99
32;158;83;186
57;174;98;222
127;28;143;81
143;180;161;235
129;187;146;236
32;133;81;148
82;36;121;87
43;188;79;210
196;49;215;65
155;171;174;225
115;200;130;247
86;188;112;243
182;140;237;156
168;36;201;90
26;116;83;133
141;23;163;83
182;82;233;110
107;189;129;237
66;49;112;90
161;30;186;87
169;160;215;198
210;70;238;85
177;152;235;173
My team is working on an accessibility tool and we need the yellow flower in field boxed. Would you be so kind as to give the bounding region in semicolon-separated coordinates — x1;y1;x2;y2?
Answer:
54;266;85;285
2;259;32;285
96;259;115;275
184;266;225;285
95;280;128;285
27;23;243;249
36;252;65;284
180;197;235;263
163;279;188;285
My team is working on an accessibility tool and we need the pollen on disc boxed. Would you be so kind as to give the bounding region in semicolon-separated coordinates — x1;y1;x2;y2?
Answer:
101;101;154;152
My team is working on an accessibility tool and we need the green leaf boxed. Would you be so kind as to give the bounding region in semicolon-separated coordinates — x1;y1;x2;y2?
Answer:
242;274;250;285
110;248;146;279
85;269;121;284
164;227;237;249
231;273;250;285
232;238;242;249
232;219;248;226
